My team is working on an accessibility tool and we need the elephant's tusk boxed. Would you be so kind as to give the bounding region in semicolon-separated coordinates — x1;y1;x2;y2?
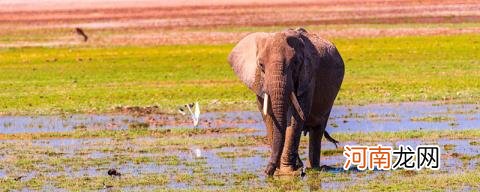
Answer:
263;93;268;115
290;92;305;121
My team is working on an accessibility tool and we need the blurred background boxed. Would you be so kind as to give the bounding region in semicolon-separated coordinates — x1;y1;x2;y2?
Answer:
2;0;479;47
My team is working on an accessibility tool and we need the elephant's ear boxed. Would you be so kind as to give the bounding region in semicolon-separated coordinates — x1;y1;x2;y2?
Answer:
228;32;271;96
288;33;313;97
296;56;313;97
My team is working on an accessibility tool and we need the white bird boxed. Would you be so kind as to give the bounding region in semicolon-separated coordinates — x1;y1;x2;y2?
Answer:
193;102;200;127
185;102;200;128
194;148;202;158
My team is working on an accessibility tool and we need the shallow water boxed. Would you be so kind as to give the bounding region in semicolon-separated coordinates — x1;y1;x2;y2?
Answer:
0;138;480;179
0;102;478;134
1;102;479;190
328;102;479;133
2;135;477;190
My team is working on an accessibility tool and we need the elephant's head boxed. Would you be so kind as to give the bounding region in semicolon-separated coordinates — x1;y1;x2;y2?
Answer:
228;29;311;175
256;30;308;126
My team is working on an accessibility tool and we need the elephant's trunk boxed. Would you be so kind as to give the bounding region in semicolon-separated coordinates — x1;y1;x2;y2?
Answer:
269;79;288;129
263;65;290;175
267;65;290;128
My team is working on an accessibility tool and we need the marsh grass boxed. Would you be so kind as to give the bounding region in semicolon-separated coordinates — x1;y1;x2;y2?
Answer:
321;148;344;156
329;129;480;143
443;144;456;151
410;115;455;122
0;34;478;115
350;168;480;191
1;129;478;146
0;127;257;140
1;129;479;191
469;141;480;146
216;149;264;159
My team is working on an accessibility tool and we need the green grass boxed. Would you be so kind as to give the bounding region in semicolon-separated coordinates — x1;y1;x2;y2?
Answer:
0;127;258;140
1;128;479;191
410;115;455;122
0;34;479;115
350;168;480;191
330;129;480;143
2;128;478;146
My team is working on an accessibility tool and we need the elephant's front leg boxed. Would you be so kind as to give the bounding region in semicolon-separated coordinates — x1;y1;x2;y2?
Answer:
278;115;304;175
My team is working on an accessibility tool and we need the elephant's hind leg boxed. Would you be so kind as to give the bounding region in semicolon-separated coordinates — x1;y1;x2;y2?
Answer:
307;124;325;169
307;111;332;169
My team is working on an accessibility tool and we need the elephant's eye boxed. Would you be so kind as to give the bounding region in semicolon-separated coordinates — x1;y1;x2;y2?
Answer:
258;62;265;73
290;56;301;68
286;59;294;70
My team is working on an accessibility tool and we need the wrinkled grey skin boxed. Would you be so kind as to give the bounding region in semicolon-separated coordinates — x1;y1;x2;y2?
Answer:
228;28;344;176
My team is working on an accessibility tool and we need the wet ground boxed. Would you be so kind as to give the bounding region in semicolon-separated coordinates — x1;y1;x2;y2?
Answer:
1;102;478;134
1;136;479;190
0;102;479;190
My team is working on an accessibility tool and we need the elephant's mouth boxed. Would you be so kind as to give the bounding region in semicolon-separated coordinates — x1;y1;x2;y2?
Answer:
263;92;304;121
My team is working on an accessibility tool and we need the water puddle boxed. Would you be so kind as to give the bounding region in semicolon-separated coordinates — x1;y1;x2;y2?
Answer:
2;136;477;190
83;138;479;190
0;115;144;134
328;102;479;133
0;101;478;190
0;102;478;134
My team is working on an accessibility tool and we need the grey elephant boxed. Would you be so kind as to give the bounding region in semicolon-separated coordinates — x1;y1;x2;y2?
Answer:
228;28;345;176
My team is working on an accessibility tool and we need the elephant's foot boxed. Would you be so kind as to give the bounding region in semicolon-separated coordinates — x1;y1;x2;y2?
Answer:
264;162;277;176
306;166;320;171
275;156;304;176
306;161;320;169
275;166;303;176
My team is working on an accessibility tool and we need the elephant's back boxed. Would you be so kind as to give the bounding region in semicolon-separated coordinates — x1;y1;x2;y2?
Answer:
304;33;345;89
304;33;344;71
304;33;345;122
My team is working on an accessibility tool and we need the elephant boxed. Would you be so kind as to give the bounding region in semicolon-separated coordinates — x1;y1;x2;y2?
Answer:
228;28;344;176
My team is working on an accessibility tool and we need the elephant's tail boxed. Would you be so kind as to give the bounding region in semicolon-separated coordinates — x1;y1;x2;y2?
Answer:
324;131;339;148
302;127;339;148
